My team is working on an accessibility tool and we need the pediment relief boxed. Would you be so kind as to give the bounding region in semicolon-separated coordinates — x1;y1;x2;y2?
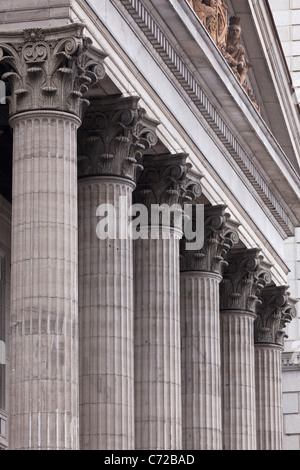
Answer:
187;0;260;112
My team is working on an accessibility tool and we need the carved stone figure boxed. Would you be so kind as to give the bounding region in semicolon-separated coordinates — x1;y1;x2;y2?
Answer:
188;0;228;49
187;3;261;112
224;17;260;112
189;0;216;38
224;17;248;83
216;0;228;51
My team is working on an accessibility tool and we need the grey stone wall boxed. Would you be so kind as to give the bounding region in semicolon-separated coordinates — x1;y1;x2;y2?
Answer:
270;0;300;103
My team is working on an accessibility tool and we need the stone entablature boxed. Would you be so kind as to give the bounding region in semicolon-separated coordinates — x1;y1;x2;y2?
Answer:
116;0;300;239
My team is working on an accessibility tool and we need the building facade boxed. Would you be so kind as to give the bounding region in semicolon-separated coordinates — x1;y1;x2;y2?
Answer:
0;0;299;451
269;0;300;104
268;0;300;450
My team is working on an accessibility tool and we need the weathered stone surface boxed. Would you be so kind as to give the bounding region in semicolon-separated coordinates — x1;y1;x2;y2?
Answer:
134;153;193;208
79;178;135;450
254;286;297;450
180;205;239;275
133;154;190;450
220;248;272;313
221;308;257;450
3;24;108;450
78;96;159;181
181;271;222;450
180;204;238;450
220;249;272;450
255;345;283;450
187;2;260;110
9;111;80;450
0;24;107;118
134;231;182;450
255;286;297;347
78;96;159;450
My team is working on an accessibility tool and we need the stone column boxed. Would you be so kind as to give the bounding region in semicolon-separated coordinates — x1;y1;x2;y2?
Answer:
220;249;271;450
0;25;106;450
78;97;159;450
180;205;239;450
134;153;192;450
255;286;297;450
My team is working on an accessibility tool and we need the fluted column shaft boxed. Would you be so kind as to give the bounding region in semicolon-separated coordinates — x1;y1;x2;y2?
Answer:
254;286;297;450
0;24;107;451
10;111;80;450
255;345;283;450
133;152;193;450
180;204;239;450
181;271;222;450
79;177;135;450
220;248;272;450
134;228;182;450
77;96;159;450
221;310;256;450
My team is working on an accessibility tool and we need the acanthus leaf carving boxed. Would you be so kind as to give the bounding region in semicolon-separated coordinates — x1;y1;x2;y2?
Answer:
0;24;107;118
134;153;197;209
133;154;202;229
78;96;160;181
255;286;297;347
180;204;240;274
220;249;272;313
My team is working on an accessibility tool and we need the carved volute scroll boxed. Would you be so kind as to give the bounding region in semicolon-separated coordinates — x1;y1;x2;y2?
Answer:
220;249;272;313
134;153;195;209
180;204;240;275
133;154;202;231
78;95;160;181
0;24;107;118
255;286;297;347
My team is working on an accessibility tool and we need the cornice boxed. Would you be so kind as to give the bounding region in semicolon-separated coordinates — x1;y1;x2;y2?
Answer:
112;0;299;237
249;0;300;161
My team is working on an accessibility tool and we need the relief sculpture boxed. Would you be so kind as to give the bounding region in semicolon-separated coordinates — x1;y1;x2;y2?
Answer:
187;1;260;112
188;0;227;49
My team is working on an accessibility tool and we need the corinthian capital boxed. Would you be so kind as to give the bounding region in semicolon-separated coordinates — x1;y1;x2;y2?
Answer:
220;249;272;313
0;24;107;118
78;96;159;181
180;205;240;275
134;153;197;208
255;286;297;347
